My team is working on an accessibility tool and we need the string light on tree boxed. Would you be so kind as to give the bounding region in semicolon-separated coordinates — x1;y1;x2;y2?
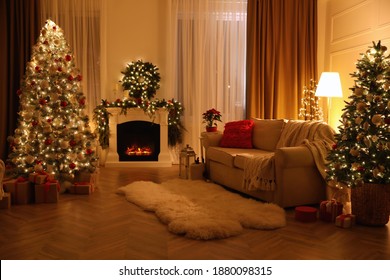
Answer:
298;79;323;121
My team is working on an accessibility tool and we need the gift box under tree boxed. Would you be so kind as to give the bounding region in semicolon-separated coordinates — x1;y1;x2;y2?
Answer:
335;214;356;228
0;193;11;209
3;177;34;204
69;182;94;195
319;199;343;222
35;180;60;203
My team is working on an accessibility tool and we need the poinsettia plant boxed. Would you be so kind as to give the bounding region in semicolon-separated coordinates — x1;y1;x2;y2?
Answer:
202;108;222;127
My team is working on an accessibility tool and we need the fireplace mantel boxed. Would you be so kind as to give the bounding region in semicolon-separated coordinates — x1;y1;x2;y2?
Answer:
104;108;172;167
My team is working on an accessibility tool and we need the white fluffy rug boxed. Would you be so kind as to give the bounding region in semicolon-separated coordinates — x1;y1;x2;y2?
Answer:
117;178;286;240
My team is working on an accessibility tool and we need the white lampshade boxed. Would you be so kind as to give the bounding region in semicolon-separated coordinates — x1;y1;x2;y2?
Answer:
315;72;343;97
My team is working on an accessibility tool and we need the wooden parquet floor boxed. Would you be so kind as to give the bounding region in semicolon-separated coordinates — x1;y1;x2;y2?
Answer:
1;165;389;260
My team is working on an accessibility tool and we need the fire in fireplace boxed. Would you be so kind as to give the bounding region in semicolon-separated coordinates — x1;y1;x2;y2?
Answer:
117;120;160;161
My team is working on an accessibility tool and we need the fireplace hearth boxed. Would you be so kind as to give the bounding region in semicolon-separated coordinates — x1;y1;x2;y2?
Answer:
104;108;171;167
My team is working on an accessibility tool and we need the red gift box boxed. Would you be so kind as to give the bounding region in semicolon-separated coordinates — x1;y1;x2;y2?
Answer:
295;206;318;223
35;179;60;203
3;177;34;204
319;199;343;222
335;214;356;228
69;182;94;195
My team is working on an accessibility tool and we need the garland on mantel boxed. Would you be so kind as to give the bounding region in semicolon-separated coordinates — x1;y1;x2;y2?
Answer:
93;98;185;149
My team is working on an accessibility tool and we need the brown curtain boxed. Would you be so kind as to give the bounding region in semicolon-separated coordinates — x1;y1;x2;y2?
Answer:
246;0;317;119
0;0;40;161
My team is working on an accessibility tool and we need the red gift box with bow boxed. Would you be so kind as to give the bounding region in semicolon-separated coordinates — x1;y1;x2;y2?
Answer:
35;179;60;203
319;199;343;222
3;177;34;204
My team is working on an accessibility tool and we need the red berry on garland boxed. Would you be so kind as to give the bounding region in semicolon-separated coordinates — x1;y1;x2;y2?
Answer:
68;75;74;81
65;54;71;61
69;162;76;169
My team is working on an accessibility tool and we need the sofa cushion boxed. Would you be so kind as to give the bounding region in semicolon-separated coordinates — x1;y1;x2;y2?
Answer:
207;147;253;168
252;119;285;151
234;150;275;169
219;120;254;148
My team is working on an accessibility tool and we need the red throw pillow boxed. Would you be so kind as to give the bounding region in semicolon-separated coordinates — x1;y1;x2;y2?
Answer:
219;120;254;148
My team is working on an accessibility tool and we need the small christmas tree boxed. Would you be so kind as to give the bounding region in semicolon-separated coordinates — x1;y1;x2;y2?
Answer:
298;79;323;121
326;41;390;188
7;19;98;179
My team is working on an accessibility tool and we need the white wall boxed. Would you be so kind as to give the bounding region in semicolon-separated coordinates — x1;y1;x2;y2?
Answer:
101;0;170;101
319;0;390;130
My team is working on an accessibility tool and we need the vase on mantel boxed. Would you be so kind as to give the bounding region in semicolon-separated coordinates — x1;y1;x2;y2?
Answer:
206;126;218;132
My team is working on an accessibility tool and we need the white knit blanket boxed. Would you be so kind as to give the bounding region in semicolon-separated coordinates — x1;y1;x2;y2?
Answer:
242;120;335;192
243;154;276;191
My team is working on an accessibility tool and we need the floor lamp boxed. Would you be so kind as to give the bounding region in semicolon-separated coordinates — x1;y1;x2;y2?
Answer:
315;72;343;123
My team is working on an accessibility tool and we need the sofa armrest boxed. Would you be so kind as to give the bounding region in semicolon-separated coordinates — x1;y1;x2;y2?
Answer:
274;145;315;168
201;131;223;149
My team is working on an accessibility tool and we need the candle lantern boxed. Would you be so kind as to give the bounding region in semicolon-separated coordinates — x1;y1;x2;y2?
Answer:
179;144;196;179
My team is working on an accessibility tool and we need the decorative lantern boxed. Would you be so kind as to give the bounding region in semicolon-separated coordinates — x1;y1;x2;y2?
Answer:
179;144;196;179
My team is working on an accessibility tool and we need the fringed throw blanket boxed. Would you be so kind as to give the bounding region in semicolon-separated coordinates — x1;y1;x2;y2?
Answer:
243;120;336;192
243;154;276;191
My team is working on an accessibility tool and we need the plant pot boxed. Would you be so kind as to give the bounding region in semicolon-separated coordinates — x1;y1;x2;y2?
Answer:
351;183;390;226
206;126;217;132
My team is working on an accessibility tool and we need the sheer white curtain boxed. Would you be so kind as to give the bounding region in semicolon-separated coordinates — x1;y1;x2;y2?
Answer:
167;0;247;154
39;0;101;120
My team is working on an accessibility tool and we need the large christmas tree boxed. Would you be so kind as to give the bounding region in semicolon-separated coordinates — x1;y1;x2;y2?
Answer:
326;41;390;188
7;19;98;179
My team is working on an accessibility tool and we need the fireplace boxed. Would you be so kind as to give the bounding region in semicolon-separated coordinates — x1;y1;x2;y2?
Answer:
117;121;160;162
104;108;171;167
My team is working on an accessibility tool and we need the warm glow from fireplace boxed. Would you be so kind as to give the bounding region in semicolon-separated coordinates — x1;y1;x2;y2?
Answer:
125;146;152;156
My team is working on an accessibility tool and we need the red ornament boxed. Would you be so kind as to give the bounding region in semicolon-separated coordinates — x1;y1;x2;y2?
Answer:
44;40;49;45
69;140;77;147
77;74;82;81
47;118;52;123
16;89;22;96
39;98;47;105
68;75;74;81
65;55;72;61
32;120;38;126
60;101;68;107
79;98;86;106
85;148;93;155
115;98;122;103
69;162;76;169
57;66;62;72
35;66;41;72
332;143;337;150
44;138;53;145
53;26;57;31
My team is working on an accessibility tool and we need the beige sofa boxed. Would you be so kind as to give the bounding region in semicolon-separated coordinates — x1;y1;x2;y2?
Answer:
201;119;335;208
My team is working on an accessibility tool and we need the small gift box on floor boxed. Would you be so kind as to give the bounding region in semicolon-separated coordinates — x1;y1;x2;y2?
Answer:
335;214;356;228
295;206;318;223
319;199;343;222
74;171;96;184
0;193;11;209
3;177;34;204
35;180;60;203
69;182;94;195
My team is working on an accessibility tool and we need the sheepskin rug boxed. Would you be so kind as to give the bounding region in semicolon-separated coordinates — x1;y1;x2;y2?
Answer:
117;178;286;240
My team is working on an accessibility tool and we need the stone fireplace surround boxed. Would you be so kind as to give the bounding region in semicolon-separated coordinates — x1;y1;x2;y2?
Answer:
104;108;172;167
